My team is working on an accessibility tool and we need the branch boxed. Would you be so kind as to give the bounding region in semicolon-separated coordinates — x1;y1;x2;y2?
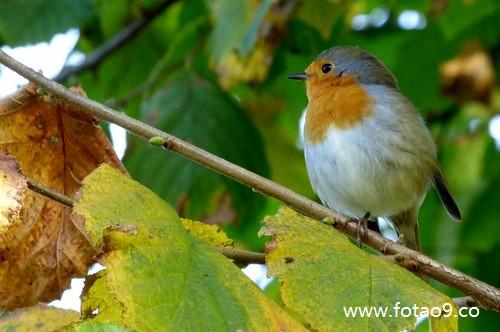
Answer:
27;179;74;207
19;180;490;309
219;248;266;265
24;177;488;311
54;0;179;82
1;50;499;312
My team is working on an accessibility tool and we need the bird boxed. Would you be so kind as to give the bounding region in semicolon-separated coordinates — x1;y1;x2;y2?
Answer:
289;46;461;251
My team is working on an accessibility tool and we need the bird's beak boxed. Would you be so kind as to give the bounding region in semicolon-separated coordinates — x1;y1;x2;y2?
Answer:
288;72;308;80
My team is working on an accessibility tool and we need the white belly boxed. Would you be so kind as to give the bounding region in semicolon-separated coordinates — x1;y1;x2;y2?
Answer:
302;91;434;218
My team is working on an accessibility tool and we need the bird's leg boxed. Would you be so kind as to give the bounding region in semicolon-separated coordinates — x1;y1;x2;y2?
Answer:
356;212;371;247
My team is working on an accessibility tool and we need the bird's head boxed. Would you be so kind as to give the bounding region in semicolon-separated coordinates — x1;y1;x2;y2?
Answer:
289;46;400;142
289;46;398;100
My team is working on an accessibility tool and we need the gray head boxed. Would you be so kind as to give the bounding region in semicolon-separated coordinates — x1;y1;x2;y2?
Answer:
289;46;399;89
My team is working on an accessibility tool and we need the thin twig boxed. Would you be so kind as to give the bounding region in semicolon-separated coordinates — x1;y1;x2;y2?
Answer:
54;0;179;82
219;248;266;265
1;50;499;312
27;179;73;207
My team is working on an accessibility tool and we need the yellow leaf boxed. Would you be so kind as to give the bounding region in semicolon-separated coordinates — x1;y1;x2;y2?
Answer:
261;207;458;332
429;307;459;332
75;165;307;331
216;42;272;89
181;218;233;248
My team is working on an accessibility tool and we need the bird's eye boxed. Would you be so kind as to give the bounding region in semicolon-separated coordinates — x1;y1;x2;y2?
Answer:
321;63;333;74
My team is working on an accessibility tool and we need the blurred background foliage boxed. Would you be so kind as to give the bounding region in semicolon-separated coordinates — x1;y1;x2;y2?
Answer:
0;0;498;330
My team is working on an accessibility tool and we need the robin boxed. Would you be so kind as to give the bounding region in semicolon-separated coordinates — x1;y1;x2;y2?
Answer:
289;46;461;251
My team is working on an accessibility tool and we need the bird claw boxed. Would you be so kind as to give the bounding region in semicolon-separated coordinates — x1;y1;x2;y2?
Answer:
356;212;370;248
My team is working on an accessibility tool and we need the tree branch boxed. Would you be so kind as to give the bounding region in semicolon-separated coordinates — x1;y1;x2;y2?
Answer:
1;50;499;312
219;248;266;265
19;180;490;309
54;0;179;82
27;179;74;207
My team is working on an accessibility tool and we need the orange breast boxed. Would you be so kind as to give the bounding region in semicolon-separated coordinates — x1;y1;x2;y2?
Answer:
304;75;373;144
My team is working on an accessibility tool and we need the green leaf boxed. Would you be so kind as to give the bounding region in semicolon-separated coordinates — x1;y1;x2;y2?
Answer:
438;0;498;40
146;16;208;85
261;207;458;332
295;0;343;40
94;0;131;38
0;0;93;46
77;33;163;119
208;0;273;61
208;0;249;61
0;304;79;331
239;0;275;56
123;72;269;246
75;165;306;331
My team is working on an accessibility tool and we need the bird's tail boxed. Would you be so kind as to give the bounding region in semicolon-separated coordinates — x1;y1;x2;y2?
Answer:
390;205;421;252
433;168;461;221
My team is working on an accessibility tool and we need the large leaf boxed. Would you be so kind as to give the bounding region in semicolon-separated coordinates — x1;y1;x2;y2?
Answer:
124;72;269;246
75;165;306;331
0;0;93;46
0;85;125;309
261;207;458;332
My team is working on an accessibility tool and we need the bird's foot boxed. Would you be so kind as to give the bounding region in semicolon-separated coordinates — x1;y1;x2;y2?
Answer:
356;212;371;248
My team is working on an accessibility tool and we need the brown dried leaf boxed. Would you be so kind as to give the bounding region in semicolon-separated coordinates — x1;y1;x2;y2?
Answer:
0;84;126;310
440;43;496;104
